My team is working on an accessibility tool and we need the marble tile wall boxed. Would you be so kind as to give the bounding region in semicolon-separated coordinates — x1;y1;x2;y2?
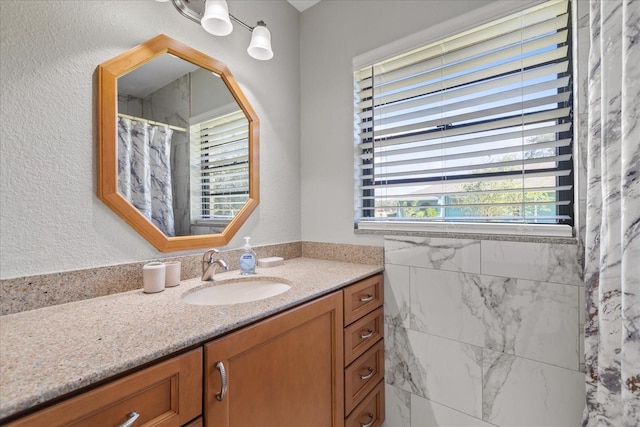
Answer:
383;2;590;425
383;236;585;427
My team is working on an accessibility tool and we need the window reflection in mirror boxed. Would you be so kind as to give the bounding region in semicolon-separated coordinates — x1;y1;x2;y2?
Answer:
190;108;249;235
116;54;248;237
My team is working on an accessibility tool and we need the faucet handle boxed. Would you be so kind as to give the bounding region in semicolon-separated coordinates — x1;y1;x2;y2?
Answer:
203;248;220;262
201;248;228;281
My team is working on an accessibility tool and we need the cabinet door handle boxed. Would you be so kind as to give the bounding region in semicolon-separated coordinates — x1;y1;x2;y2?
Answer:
359;294;374;303
359;367;374;380
360;329;374;339
361;412;375;427
117;411;140;427
215;361;228;401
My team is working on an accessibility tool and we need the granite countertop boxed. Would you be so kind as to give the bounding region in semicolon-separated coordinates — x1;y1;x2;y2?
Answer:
0;257;383;420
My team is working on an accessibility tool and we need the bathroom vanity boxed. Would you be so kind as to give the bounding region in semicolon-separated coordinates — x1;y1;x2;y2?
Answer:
0;259;384;427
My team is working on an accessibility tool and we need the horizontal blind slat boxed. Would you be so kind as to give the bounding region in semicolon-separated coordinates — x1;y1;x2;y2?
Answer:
370;92;570;139
368;138;571;168
358;169;572;190
359;107;570;141
359;123;571;158
358;121;571;153
360;184;572;201
365;153;572;180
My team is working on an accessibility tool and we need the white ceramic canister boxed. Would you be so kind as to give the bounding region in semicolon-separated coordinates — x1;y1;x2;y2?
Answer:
164;261;181;287
143;262;166;293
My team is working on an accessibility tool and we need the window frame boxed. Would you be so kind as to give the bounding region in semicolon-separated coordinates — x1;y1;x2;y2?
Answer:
353;0;576;239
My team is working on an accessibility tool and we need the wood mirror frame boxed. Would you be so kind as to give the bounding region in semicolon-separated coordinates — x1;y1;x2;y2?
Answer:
97;34;259;252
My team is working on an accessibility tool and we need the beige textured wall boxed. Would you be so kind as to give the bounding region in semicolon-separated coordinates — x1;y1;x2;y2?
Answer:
0;0;302;278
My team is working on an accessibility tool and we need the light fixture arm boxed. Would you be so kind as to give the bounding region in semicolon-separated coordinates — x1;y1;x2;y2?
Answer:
166;0;273;60
170;0;201;25
170;0;258;32
229;14;254;32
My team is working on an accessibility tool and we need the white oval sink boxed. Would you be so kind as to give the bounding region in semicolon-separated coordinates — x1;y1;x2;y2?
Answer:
182;277;291;306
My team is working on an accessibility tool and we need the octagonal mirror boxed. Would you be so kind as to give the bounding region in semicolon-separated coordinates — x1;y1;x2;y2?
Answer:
97;34;259;252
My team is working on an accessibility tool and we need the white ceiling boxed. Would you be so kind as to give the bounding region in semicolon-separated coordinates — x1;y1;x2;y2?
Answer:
287;0;321;12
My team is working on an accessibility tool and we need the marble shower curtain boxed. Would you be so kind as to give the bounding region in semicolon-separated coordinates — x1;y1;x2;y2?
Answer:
117;117;176;237
583;1;640;426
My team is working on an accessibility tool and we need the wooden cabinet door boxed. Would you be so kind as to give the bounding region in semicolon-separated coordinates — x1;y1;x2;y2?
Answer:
7;349;202;427
204;292;344;427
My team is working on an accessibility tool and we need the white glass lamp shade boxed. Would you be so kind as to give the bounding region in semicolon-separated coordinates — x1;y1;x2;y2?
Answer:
201;0;233;36
247;22;273;60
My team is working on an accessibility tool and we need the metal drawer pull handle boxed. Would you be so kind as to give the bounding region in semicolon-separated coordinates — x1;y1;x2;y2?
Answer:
118;411;140;427
359;294;374;303
360;329;374;339
361;412;374;427
360;367;374;380
216;361;228;401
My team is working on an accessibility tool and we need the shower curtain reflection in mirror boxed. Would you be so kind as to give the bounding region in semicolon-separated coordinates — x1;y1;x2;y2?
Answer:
117;117;175;237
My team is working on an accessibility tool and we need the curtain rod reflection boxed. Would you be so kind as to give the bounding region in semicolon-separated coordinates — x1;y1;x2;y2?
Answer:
117;113;187;133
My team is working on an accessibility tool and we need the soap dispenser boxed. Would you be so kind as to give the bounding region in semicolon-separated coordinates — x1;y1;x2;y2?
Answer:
239;237;256;275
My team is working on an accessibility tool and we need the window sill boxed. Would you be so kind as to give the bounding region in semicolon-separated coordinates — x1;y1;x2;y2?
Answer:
355;221;577;244
191;220;231;227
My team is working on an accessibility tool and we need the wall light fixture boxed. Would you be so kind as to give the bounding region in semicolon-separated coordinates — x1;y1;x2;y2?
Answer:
155;0;274;60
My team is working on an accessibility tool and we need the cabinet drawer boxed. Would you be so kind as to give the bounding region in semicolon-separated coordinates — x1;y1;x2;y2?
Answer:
344;307;383;366
344;340;384;415
344;381;385;427
8;349;202;427
343;274;383;326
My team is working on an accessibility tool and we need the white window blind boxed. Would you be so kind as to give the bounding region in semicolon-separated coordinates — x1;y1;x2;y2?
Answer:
354;0;574;232
190;109;249;222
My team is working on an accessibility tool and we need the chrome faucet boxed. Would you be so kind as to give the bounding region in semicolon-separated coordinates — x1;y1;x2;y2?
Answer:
202;248;229;281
